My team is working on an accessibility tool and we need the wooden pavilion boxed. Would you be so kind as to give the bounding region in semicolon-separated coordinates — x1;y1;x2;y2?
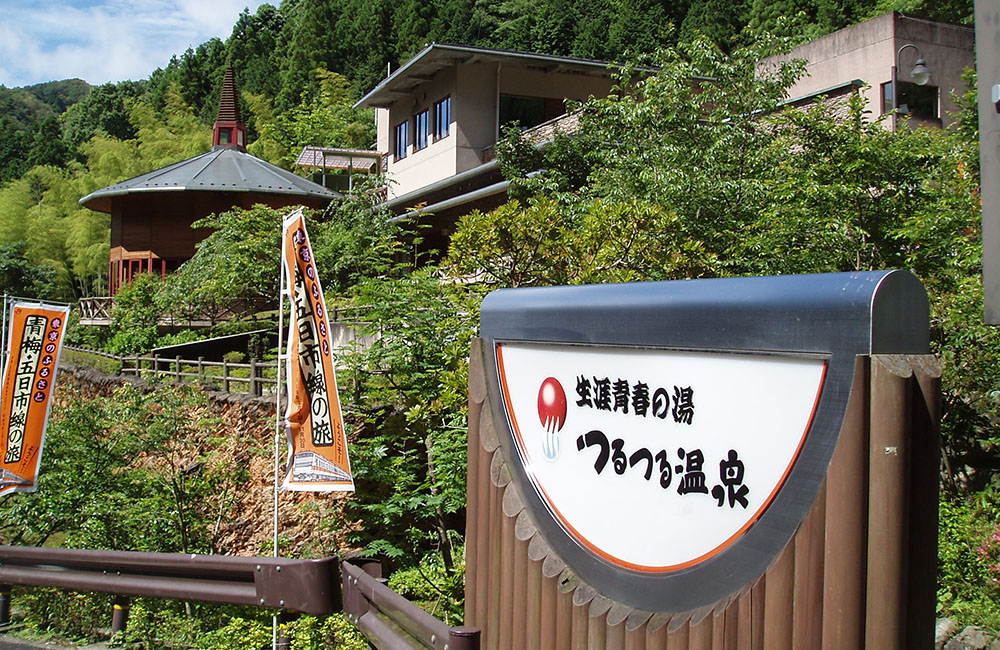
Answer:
79;68;339;295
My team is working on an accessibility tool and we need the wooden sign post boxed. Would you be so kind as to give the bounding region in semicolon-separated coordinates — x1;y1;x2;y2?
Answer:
466;271;938;649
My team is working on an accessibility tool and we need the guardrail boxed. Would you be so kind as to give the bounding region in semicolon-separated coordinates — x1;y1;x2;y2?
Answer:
342;561;480;650
0;549;479;649
0;546;338;613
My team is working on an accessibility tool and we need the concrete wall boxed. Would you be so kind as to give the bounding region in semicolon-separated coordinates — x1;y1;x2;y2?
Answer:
781;12;974;129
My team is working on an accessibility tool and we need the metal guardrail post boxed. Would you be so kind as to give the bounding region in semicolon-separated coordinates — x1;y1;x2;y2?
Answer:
175;356;182;381
276;610;297;650
153;353;160;375
110;595;129;642
448;627;481;650
222;358;230;392
0;584;11;627
197;356;205;382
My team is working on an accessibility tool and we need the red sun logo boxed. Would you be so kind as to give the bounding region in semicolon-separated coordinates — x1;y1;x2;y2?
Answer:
537;377;567;433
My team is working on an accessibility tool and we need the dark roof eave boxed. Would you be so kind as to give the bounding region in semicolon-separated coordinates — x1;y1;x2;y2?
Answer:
355;43;623;109
79;185;337;213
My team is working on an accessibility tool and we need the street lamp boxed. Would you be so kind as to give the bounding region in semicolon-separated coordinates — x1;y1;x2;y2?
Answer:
891;43;932;129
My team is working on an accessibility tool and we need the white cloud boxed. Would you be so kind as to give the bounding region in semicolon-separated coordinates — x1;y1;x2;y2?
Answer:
0;0;272;88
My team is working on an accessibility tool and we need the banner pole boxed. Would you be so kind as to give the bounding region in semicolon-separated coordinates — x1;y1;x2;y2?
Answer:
1;293;8;372
273;230;287;650
274;253;285;559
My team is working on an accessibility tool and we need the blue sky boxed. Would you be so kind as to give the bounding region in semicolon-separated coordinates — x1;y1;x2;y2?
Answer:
0;0;272;88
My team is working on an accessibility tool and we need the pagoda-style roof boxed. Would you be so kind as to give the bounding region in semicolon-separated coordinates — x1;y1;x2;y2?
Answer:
80;146;340;213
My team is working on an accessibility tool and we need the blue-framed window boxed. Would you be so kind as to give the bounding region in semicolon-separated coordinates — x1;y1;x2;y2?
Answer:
434;96;451;140
394;120;408;160
414;109;429;151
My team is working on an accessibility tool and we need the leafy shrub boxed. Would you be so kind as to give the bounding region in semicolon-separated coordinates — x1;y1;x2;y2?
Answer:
13;587;110;643
122;600;203;650
108;272;162;354
387;546;466;625
197;615;270;650
938;493;1000;629
284;614;367;650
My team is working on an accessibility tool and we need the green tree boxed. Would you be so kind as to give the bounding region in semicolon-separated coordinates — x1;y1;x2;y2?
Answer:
27;116;70;168
159;205;284;325
247;70;375;170
108;272;161;354
61;81;142;149
0;241;58;298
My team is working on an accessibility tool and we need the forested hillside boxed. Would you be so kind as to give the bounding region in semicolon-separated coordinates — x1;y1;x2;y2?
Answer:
0;0;975;301
0;0;975;190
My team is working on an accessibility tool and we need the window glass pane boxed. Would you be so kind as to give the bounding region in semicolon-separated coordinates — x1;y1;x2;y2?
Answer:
394;121;408;160
435;97;451;139
415;110;429;151
499;95;547;130
896;82;938;119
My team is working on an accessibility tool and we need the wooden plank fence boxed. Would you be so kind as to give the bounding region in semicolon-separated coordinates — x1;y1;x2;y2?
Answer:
63;346;278;396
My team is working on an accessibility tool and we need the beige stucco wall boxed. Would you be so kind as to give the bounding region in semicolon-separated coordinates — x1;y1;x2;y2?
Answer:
780;13;974;129
383;65;460;199
498;66;612;105
455;61;500;175
379;57;615;200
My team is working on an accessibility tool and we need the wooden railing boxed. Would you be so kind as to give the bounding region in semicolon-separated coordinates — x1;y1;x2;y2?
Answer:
78;296;113;323
63;346;278;396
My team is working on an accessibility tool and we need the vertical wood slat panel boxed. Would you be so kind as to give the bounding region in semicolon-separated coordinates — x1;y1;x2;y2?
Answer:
906;356;942;648
497;485;515;649
736;589;752;650
624;612;651;650
605;604;629;650
762;541;794;648
555;573;573;650
663;618;688;650
486;456;503;650
539;571;558;650
511;528;529;650
865;357;913;650
749;578;765;650
571;585;593;650
465;374;482;628
476;438;492;634
711;608;726;649
822;356;869;650
688;612;713;650
526;534;545;650
588;596;611;650
792;481;826;649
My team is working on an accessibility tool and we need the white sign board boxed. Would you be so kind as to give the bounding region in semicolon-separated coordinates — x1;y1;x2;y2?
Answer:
497;342;826;571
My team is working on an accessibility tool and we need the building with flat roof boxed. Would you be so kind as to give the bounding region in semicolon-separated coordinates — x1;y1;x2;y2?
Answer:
775;12;974;130
352;44;619;242
344;15;973;250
